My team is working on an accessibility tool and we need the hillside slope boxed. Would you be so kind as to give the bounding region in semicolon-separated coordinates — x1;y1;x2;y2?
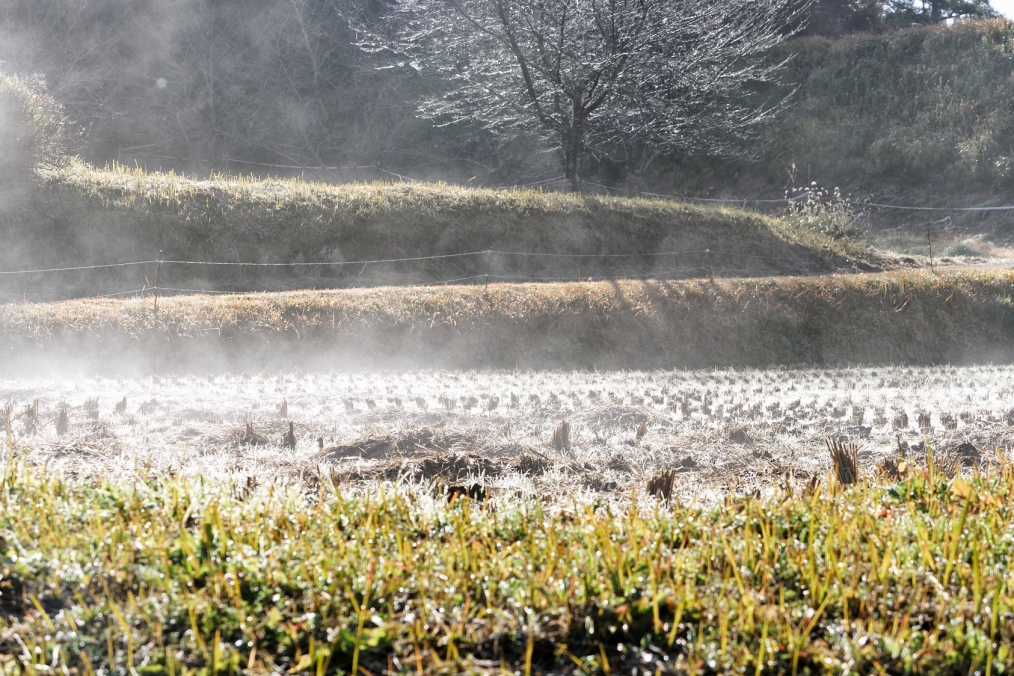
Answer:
0;160;869;301
681;19;1014;206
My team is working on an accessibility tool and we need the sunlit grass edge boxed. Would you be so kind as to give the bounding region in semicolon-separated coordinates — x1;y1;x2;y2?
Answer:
2;443;1014;674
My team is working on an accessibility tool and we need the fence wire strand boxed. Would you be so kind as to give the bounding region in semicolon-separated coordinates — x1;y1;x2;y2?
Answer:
0;261;157;276
2;247;815;279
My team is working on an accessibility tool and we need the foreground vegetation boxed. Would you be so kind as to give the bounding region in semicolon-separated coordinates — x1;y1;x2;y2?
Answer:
3;269;1013;372
2;445;1014;674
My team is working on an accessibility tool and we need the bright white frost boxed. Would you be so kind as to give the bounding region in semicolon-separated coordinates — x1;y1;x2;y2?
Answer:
2;365;1012;501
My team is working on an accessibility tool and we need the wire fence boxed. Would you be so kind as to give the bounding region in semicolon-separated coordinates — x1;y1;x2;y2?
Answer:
494;174;1014;211
4;173;1012;303
2;209;1006;304
0;247;830;304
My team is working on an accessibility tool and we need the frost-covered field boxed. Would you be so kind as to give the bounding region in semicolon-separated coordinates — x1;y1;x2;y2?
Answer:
3;365;1013;500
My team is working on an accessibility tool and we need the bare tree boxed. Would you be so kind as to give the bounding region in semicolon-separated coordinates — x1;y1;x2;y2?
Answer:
379;0;807;191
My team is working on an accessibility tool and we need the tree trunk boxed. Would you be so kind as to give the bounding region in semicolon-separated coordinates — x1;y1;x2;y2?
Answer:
562;124;583;193
627;149;659;197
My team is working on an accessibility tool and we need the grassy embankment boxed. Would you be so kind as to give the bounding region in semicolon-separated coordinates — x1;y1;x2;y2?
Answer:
3;269;1013;372
1;72;868;299
2;446;1014;674
0;159;871;302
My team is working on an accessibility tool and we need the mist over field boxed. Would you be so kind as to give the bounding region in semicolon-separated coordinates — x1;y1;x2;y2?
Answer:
3;2;1014;673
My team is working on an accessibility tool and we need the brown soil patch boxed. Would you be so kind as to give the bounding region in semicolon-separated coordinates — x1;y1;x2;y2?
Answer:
365;451;554;482
320;428;478;460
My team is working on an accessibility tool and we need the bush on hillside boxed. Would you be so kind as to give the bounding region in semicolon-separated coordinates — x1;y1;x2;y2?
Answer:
0;73;67;189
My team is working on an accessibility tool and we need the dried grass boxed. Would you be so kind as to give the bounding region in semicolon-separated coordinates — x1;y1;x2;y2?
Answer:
11;158;862;301
282;421;297;449
879;457;908;481
551;421;571;454
320;429;477;461
5;270;1014;372
646;469;677;502
55;403;69;437
826;437;860;486
237;423;269;446
6;365;1014;498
